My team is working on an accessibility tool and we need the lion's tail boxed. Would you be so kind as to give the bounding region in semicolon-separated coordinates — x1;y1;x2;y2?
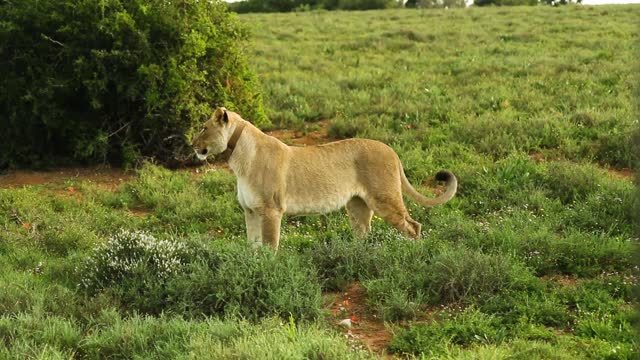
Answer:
400;166;457;207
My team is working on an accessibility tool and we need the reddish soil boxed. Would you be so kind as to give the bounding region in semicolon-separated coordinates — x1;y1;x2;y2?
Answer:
0;166;132;190
529;151;546;163
127;207;153;218
0;121;333;190
541;275;579;288
607;167;635;181
189;160;231;175
327;283;395;358
422;177;446;196
528;150;563;163
266;120;332;146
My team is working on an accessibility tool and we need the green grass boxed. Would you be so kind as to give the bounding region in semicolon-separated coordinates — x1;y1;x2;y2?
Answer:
246;6;637;168
0;312;373;359
1;4;638;358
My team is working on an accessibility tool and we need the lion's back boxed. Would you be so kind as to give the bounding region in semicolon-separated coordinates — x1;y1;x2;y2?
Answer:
283;139;401;214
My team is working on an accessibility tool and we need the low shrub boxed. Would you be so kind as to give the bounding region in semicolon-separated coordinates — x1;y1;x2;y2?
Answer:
575;311;634;344
389;309;506;356
78;233;323;320
77;230;191;295
337;0;398;10
304;231;384;290
424;248;537;304
364;246;538;320
452;114;564;159
543;162;604;205
327;116;370;139
558;282;627;315
479;290;573;329
167;242;323;321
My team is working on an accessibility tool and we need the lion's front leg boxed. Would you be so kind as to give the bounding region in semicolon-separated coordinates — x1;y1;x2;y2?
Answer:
260;208;283;251
244;209;262;249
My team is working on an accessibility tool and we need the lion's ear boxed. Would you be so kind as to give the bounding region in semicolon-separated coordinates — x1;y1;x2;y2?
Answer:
213;107;228;124
221;110;229;124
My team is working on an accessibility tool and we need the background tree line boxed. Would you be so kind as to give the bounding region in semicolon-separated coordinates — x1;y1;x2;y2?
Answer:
229;0;577;13
228;0;450;12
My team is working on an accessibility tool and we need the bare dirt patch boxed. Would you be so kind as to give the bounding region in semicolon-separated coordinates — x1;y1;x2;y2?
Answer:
0;121;334;190
607;167;634;181
267;120;332;146
541;275;579;289
327;283;395;358
189;160;231;175
127;207;153;218
0;166;132;190
422;178;447;197
528;150;564;163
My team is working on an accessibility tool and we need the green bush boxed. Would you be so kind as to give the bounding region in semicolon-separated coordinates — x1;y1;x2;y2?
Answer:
0;0;267;169
415;0;467;8
514;229;633;277
0;314;83;359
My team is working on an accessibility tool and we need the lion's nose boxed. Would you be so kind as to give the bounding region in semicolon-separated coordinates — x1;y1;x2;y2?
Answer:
199;148;208;155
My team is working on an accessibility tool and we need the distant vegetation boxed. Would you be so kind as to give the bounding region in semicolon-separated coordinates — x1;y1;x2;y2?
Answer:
228;0;576;13
229;0;403;13
1;5;637;359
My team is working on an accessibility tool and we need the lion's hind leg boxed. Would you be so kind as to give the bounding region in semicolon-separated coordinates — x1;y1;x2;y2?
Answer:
346;196;374;239
367;195;421;239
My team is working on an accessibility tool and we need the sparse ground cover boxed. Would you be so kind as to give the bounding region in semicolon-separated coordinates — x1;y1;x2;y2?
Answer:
1;5;638;359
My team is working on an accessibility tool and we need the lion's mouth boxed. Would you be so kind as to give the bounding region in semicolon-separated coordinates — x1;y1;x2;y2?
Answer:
195;148;209;161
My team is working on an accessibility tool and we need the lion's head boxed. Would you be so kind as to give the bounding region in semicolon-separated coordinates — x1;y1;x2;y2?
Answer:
192;107;232;161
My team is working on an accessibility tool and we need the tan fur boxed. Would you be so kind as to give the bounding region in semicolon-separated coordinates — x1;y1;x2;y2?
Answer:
192;107;457;250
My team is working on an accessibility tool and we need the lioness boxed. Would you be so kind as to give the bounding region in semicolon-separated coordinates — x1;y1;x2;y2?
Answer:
192;107;457;250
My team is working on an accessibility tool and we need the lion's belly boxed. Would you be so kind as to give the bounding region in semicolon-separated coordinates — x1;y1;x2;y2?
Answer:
284;191;360;215
283;154;363;215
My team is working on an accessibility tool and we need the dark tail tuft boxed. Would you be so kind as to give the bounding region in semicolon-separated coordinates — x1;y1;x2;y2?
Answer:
435;170;452;182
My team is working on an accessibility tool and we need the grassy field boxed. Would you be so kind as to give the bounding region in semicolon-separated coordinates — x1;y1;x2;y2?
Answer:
1;5;638;359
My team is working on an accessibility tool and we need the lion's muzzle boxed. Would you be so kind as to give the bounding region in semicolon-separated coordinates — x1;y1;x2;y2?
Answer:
193;144;209;161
